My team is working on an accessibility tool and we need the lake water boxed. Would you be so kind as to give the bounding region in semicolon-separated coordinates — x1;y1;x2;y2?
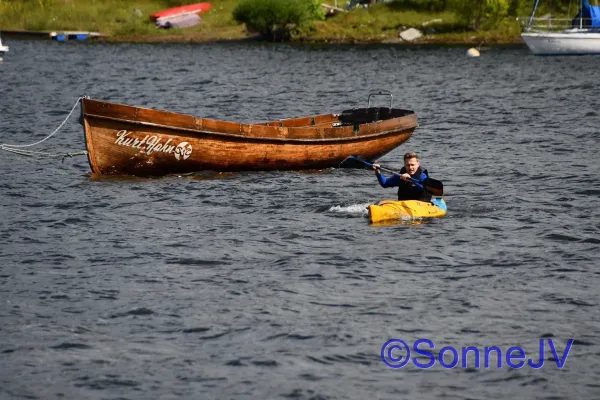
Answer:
0;39;599;400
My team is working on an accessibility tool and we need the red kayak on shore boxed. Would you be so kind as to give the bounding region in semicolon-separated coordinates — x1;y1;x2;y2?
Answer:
150;2;211;20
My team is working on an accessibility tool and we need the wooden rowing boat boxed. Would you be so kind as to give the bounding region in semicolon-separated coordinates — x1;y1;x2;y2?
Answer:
368;198;447;223
79;93;418;176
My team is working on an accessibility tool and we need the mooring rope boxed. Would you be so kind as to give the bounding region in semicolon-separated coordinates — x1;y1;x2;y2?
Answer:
0;97;88;162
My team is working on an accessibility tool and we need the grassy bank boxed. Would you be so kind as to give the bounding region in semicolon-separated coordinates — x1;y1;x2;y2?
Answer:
0;0;527;44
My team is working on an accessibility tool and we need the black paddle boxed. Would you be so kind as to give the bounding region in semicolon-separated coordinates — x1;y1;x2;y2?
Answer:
339;155;444;196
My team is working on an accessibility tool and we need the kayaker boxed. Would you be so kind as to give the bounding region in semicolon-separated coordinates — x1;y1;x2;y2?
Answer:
372;151;432;201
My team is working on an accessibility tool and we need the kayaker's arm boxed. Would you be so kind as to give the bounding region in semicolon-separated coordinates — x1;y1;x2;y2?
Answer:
373;162;424;189
375;170;402;188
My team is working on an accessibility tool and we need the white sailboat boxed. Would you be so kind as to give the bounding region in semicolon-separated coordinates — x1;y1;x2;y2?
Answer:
521;0;600;55
0;36;8;59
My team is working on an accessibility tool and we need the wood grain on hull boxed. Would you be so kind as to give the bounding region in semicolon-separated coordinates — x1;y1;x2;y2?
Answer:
81;98;417;176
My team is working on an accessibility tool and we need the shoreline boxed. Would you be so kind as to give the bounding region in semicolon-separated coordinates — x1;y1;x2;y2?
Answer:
0;0;529;48
1;29;526;46
92;34;526;46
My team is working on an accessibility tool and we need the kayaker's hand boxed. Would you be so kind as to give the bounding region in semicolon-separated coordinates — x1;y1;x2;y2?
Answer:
401;173;411;181
372;163;381;173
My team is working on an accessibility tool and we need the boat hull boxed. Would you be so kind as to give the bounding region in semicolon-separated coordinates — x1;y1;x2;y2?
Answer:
81;98;418;176
0;37;8;57
150;2;212;20
521;31;600;55
368;198;447;223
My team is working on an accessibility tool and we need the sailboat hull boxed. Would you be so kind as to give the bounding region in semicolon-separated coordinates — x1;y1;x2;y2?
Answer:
0;36;8;58
522;31;600;55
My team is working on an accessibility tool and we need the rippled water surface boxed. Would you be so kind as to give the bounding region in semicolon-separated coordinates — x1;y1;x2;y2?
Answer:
1;39;599;399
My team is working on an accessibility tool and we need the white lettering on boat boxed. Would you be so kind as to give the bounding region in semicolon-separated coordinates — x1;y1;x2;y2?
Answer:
114;130;193;160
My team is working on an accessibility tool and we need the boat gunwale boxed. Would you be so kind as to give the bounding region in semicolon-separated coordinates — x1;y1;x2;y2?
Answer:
83;112;417;143
82;98;418;144
521;31;600;38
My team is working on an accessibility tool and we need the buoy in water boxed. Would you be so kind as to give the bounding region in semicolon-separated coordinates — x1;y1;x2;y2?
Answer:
467;48;480;57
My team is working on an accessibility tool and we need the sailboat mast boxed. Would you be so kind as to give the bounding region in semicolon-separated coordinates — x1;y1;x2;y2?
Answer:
526;0;541;30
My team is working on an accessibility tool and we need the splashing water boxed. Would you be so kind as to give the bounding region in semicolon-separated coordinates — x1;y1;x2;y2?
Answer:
328;203;371;216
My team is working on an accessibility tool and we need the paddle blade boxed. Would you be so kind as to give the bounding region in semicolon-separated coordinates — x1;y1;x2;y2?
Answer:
339;155;371;169
424;178;443;196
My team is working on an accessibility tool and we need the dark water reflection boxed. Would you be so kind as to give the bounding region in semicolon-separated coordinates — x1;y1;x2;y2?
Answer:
0;40;598;399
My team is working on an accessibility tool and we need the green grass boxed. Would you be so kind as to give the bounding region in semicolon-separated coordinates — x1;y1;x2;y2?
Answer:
0;0;245;40
0;0;527;44
301;4;463;42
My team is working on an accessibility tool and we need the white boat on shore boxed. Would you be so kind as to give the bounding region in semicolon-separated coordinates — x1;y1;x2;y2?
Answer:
521;0;600;55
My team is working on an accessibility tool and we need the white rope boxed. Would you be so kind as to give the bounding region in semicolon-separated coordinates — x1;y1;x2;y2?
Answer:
0;96;88;160
0;146;87;160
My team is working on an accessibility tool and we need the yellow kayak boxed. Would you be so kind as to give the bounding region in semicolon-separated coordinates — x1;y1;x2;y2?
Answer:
368;198;447;223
